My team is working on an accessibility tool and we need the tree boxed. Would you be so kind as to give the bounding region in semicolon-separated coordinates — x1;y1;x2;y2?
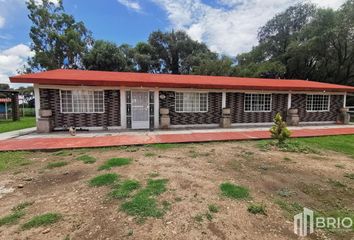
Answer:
0;84;10;90
148;30;216;74
26;0;93;71
83;40;128;71
133;42;159;73
192;56;235;76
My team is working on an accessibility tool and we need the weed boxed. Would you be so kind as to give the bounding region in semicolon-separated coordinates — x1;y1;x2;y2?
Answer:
208;204;219;213
52;150;72;156
89;173;119;187
110;180;140;199
328;179;346;188
344;173;354;180
248;203;267;215
220;182;250;200
335;164;345;169
144;152;156;157
76;155;96;164
275;199;302;218
46;161;68;169
98;158;132;170
148;172;159;178
149;143;184;150
205;212;213;221
12;202;33;212
194;214;203;222
21;213;61;230
0;151;31;172
276;188;294;197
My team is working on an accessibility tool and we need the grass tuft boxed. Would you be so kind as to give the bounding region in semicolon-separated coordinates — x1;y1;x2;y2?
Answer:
208;204;219;213
144;152;156;157
220;182;250;200
46;161;68;169
110;180;140;199
121;179;168;219
0;211;25;226
52;150;73;156
76;155;96;164
98;158;132;170
89;173;119;187
0;151;31;172
11;202;33;212
21;213;61;230
344;173;354;180
248;203;267;215
149;143;184;150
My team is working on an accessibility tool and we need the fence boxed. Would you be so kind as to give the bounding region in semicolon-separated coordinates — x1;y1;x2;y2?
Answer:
0;107;35;120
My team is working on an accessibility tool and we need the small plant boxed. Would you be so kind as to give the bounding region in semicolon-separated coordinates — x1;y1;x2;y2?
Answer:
46;161;68;169
276;188;294;197
12;202;33;212
335;164;345;169
270;113;291;145
248;203;266;215
208;204;219;213
110;180;140;199
220;182;250;199
98;158;132;170
194;214;203;222
144;152;156;157
52;150;72;156
344;173;354;180
21;213;61;230
76;155;96;164
148;172;160;178
89;173;119;187
205;212;213;221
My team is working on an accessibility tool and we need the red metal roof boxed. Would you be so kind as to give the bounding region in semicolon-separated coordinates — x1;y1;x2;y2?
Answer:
10;69;354;92
0;98;11;103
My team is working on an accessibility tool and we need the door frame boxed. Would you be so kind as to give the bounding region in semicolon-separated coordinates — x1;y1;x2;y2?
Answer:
131;90;150;129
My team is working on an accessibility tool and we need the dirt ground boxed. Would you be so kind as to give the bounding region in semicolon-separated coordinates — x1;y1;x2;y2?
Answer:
0;140;354;240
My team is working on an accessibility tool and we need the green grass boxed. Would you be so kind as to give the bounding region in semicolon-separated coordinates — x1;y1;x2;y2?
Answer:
208;204;219;213
76;155;96;164
0;151;31;172
247;203;267;215
258;140;318;154
110;180;140;199
98;158;132;170
0;210;25;226
295;135;354;158
21;213;61;230
148;143;185;150
121;179;168;219
89;173;119;187
46;161;68;169
275;199;303;218
0;117;36;133
220;182;250;200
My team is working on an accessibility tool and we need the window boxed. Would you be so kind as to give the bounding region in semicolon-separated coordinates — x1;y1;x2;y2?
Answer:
244;93;272;112
306;95;330;112
175;92;208;112
60;90;104;113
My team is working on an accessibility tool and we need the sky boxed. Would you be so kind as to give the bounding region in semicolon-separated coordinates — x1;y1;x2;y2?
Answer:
0;0;347;86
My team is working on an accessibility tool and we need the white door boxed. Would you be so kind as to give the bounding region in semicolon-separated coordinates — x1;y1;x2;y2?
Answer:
131;91;150;129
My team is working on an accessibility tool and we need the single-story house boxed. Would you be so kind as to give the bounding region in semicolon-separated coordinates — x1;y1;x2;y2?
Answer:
10;69;354;132
0;98;11;119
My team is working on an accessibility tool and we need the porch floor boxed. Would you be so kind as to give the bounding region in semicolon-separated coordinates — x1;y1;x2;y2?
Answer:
0;124;353;151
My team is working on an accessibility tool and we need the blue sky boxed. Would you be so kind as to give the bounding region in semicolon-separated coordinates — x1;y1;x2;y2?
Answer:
0;0;346;86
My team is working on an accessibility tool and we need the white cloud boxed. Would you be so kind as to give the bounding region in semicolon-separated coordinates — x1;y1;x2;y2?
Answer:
151;0;346;55
117;0;142;11
0;44;34;84
0;16;5;28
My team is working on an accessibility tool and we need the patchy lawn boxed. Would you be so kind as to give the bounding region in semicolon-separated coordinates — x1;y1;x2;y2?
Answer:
0;135;354;239
0;117;36;133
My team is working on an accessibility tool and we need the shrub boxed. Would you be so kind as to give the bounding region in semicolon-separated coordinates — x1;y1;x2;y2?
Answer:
270;113;291;145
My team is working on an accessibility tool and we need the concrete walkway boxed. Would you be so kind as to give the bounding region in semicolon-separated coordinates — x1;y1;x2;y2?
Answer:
0;125;354;151
0;127;36;141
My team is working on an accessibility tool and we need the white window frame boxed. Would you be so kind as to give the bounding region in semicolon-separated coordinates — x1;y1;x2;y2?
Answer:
175;92;208;113
60;89;105;114
306;94;330;112
244;93;272;112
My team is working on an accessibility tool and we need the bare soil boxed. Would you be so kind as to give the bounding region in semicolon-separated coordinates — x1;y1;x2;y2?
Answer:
0;141;354;240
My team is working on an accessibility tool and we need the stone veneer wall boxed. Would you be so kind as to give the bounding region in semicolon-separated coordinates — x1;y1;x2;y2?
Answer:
159;91;222;125
39;89;120;128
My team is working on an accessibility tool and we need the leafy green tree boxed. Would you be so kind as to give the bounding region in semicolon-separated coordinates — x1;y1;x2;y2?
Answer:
0;84;10;90
192;56;235;76
83;40;127;71
133;42;159;72
26;0;93;71
148;30;216;74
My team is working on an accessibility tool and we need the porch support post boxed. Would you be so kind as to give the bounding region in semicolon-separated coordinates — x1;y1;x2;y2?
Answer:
222;92;226;109
287;93;292;109
344;93;347;107
11;93;19;121
34;84;40;122
120;87;127;129
154;89;159;129
5;102;8;120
